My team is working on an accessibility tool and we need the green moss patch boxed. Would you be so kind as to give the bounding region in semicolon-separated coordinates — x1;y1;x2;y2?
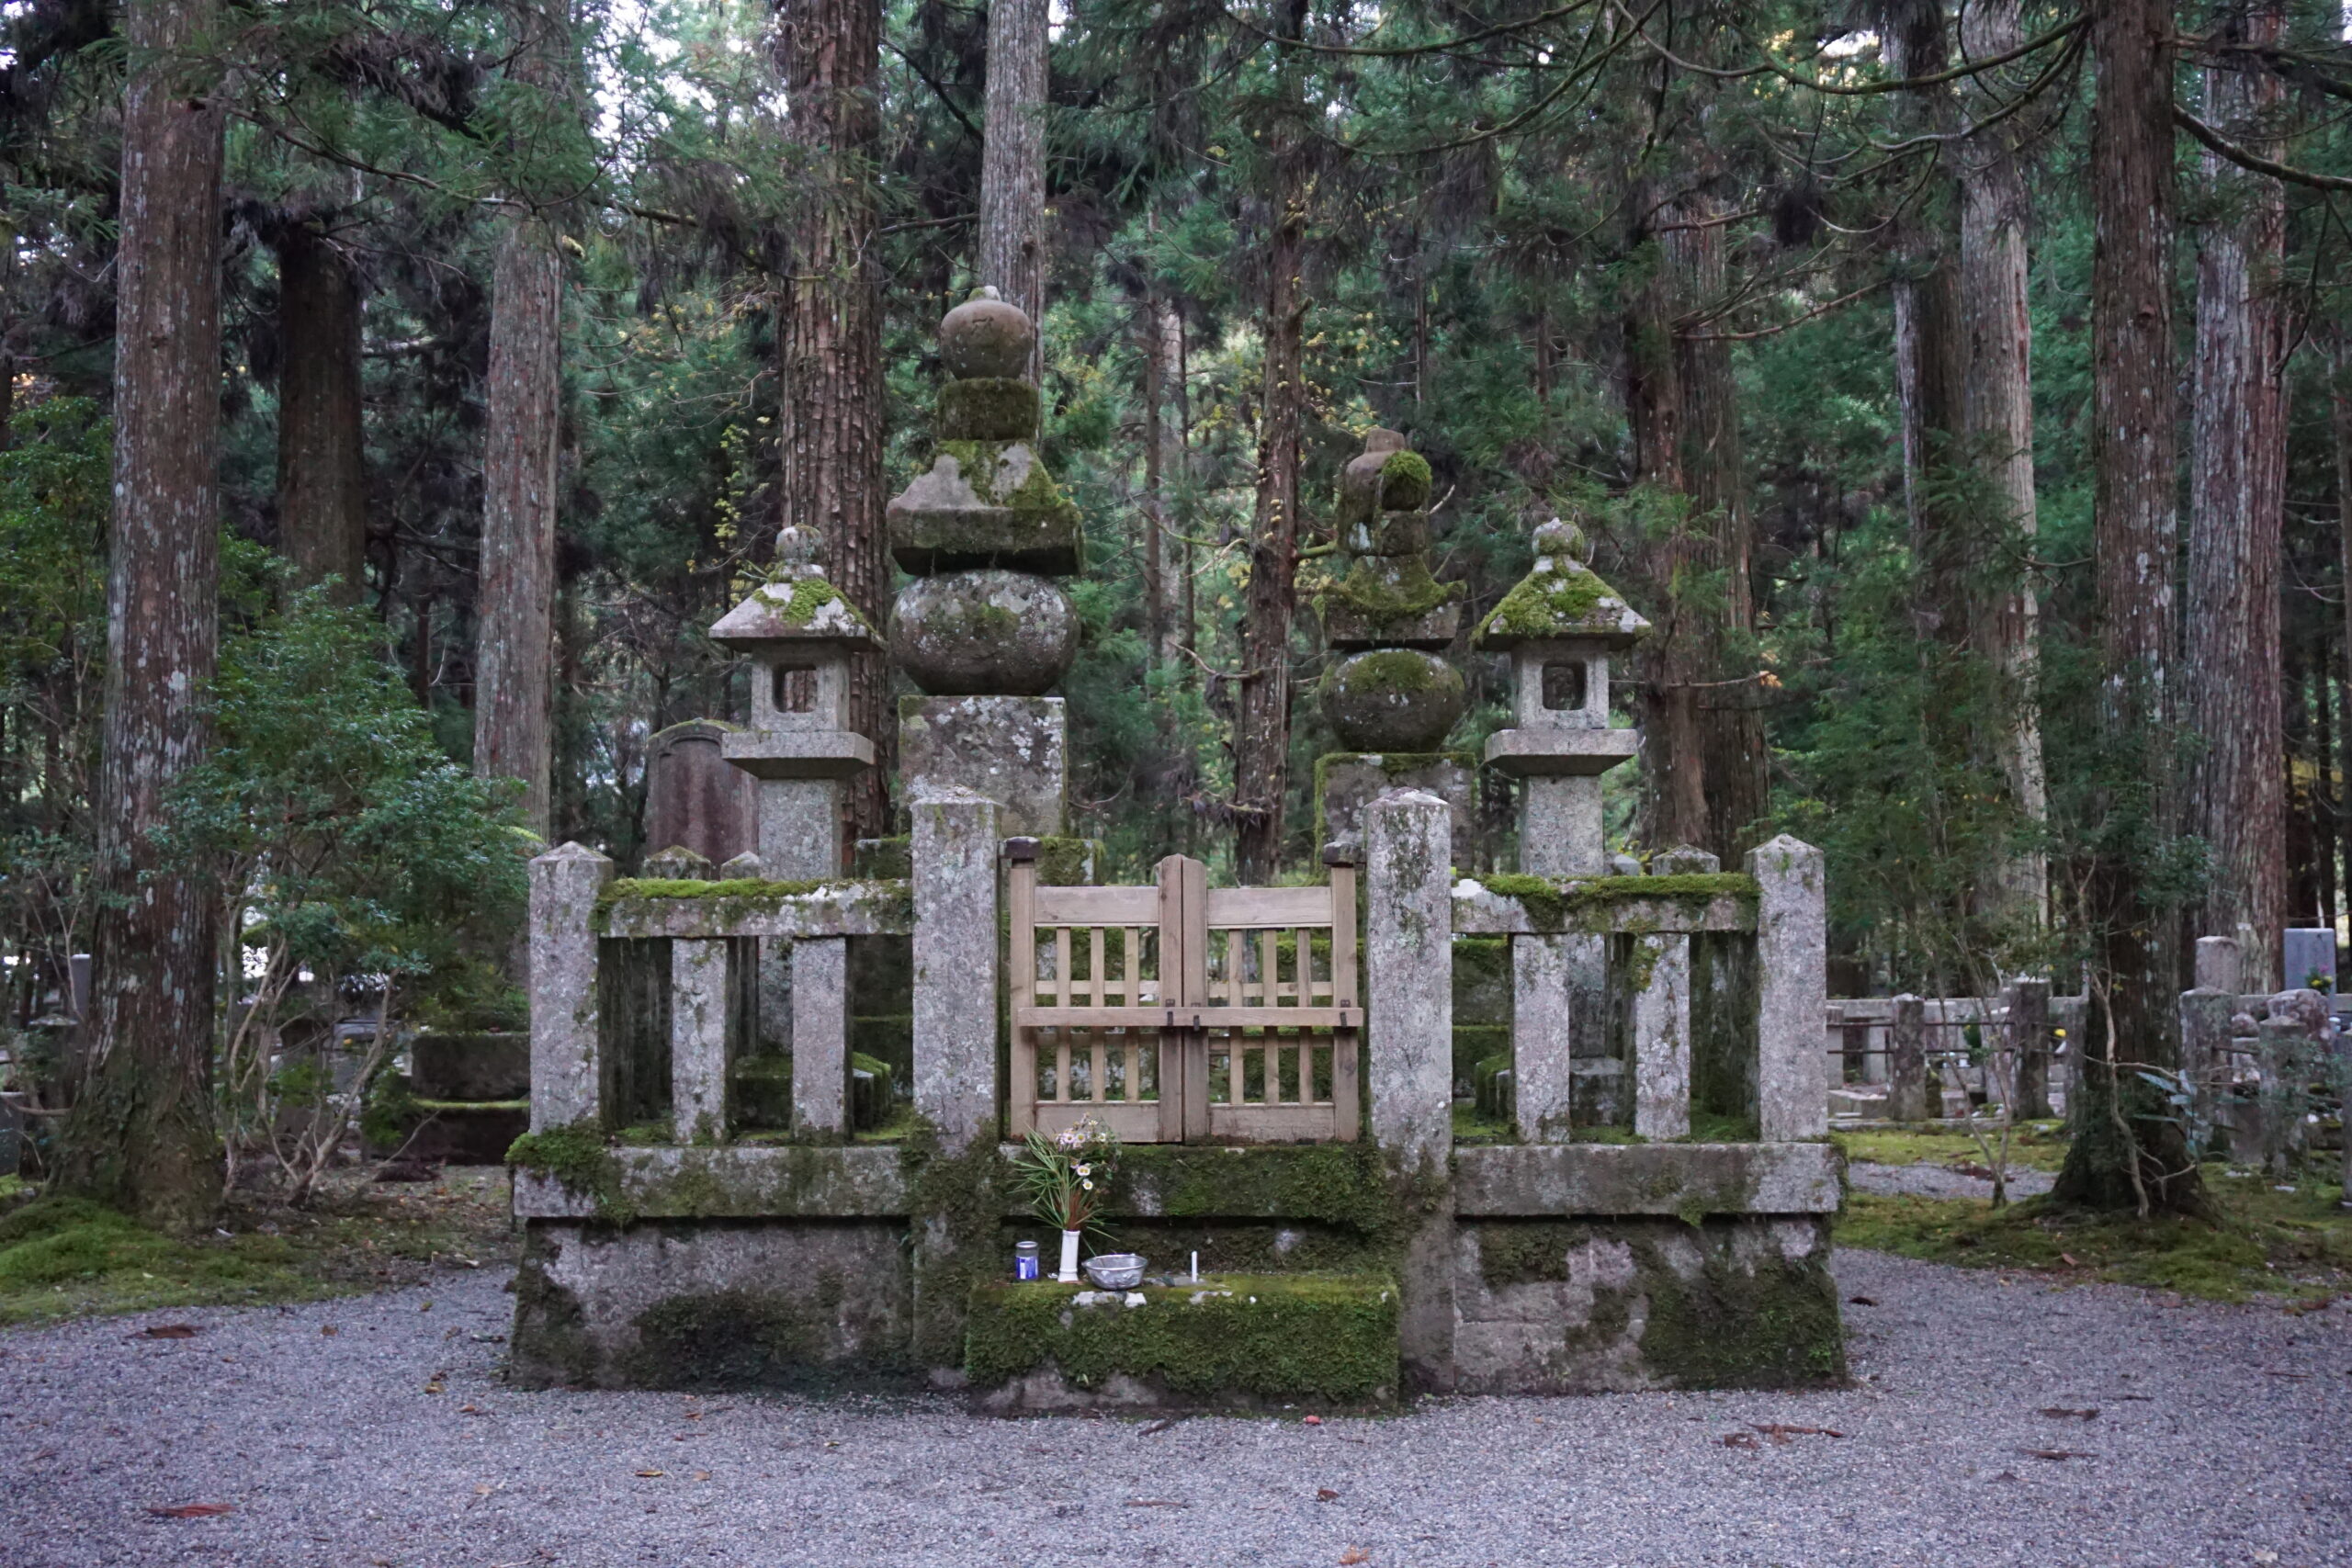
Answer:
1837;1170;2352;1303
1322;555;1462;623
1833;1125;2069;1173
1639;1222;1846;1388
1114;1143;1396;1231
507;1121;631;1223
965;1272;1400;1405
755;575;847;626
1474;558;1640;647
1377;447;1432;508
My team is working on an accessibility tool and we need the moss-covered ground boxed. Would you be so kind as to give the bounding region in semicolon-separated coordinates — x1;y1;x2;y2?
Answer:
0;1168;514;1326
1837;1157;2352;1303
1834;1123;2070;1172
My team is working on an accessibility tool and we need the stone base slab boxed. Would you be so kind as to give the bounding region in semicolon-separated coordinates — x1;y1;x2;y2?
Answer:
1315;751;1473;859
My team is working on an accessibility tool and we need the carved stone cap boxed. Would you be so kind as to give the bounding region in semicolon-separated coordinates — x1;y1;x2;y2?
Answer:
1471;514;1651;651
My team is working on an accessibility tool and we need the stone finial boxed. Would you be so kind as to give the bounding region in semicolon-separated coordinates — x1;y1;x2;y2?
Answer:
1319;429;1465;751
718;850;765;878
1531;517;1587;562
773;523;824;576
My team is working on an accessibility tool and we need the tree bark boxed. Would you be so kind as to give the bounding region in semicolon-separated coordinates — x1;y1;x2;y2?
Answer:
275;223;368;604
1233;0;1306;883
473;218;562;840
775;0;885;849
1958;0;2050;931
2331;337;2352;945
978;0;1048;383
2185;0;2288;985
2054;0;2204;1215
1234;43;1306;885
57;0;225;1231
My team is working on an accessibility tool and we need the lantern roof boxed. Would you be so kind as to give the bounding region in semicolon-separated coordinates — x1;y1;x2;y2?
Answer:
709;525;878;652
1471;517;1651;651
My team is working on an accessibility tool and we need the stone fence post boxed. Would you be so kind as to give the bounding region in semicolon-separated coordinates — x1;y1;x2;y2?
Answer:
1365;790;1454;1392
2177;984;2233;1150
911;790;1002;1153
2007;977;2052;1120
529;841;612;1134
1887;994;1931;1122
1750;834;1827;1141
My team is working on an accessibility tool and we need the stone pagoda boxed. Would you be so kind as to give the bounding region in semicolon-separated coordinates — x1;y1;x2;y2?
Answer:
1313;428;1472;856
887;288;1082;836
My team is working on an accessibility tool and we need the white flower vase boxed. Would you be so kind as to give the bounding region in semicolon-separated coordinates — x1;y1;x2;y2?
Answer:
1057;1228;1082;1283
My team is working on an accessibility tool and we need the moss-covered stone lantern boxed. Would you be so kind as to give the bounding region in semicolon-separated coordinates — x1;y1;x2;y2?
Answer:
710;523;878;878
1471;516;1648;876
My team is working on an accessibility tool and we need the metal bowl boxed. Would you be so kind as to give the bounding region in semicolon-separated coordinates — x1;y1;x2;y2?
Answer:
1083;1253;1147;1290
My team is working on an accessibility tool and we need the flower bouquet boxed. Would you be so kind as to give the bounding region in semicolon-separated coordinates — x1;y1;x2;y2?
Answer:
1013;1115;1121;1282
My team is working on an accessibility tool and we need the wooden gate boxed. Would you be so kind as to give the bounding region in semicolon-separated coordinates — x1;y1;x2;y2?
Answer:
1007;850;1360;1143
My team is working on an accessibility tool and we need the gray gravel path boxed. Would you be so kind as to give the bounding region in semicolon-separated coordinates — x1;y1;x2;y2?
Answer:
1848;1158;2058;1201
4;1251;2346;1568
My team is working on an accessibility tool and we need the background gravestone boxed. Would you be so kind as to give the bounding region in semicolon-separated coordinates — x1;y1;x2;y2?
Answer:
642;719;757;869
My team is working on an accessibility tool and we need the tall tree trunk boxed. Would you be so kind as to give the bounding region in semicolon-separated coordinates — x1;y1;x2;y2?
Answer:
275;224;368;604
474;217;562;840
1234;0;1306;884
1139;287;1170;748
2331;337;2352;945
57;0;225;1231
2186;0;2288;984
1958;0;2050;933
2054;0;2205;1215
776;0;885;848
978;0;1047;383
1669;199;1770;861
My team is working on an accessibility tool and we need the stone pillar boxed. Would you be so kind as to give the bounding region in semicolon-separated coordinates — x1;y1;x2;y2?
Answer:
1751;835;1829;1141
2008;977;2052;1119
1630;932;1690;1140
912;790;1002;1152
1511;933;1601;1143
528;841;612;1133
670;938;729;1142
2178;985;2233;1152
757;778;843;880
1888;994;1931;1122
1520;775;1606;879
791;937;849;1136
1365;790;1454;1392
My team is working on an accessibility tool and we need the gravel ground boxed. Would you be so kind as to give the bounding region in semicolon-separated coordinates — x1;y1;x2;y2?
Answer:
1848;1158;2058;1201
4;1251;2347;1568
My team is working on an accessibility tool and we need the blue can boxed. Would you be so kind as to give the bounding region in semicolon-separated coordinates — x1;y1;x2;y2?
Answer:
1014;1240;1041;1280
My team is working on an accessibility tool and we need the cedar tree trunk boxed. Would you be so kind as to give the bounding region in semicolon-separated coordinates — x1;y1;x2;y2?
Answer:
276;223;368;604
978;0;1048;382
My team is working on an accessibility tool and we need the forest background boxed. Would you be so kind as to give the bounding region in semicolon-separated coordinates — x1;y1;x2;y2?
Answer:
6;0;2352;1221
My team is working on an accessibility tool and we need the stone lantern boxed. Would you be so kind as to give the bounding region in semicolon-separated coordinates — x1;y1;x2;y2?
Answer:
1471;517;1648;878
709;523;878;880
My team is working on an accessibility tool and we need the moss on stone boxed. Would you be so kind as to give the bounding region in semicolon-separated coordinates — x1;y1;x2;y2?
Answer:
506;1121;632;1224
1032;836;1101;886
1476;1219;1589;1289
1636;1221;1847;1388
756;575;846;626
964;1273;1400;1404
594;876;915;934
1476;872;1758;934
620;1279;915;1390
1334;648;1445;695
936;377;1041;441
900;1115;1023;1368
1323;555;1462;623
1474;558;1641;648
508;1236;599;1388
1377;448;1432;509
1116;1144;1394;1231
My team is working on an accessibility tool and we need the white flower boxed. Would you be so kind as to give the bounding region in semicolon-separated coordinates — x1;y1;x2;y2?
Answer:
1080;1179;1094;1190
1074;1164;1091;1177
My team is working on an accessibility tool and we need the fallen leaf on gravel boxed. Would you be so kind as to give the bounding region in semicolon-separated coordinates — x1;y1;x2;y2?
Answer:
1125;1498;1188;1508
2018;1449;2094;1461
2059;1253;2081;1267
136;1325;198;1339
1317;1488;1340;1502
320;1326;337;1337
1339;1549;1370;1565
1303;1415;1322;1426
1752;1424;1844;1440
148;1504;232;1518
458;1405;484;1415
423;1381;446;1394
694;1472;710;1482
2039;1408;2098;1420
1138;1418;1173;1436
1846;1295;1876;1306
635;1470;664;1478
1721;1432;1760;1450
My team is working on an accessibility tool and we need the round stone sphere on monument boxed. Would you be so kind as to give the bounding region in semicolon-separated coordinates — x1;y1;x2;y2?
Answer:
890;568;1077;696
939;287;1035;380
1322;648;1467;752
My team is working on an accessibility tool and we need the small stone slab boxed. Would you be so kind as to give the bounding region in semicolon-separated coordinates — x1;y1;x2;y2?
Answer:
719;729;876;780
1452;1142;1842;1217
1482;727;1642;777
966;1273;1400;1411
